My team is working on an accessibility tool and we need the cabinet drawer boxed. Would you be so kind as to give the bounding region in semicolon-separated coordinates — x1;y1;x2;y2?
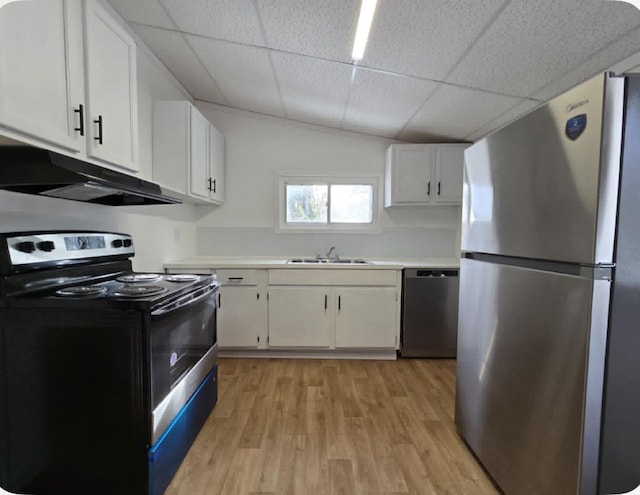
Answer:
166;268;214;275
216;269;259;286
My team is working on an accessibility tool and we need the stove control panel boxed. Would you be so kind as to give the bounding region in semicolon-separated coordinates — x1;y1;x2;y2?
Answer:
5;232;135;266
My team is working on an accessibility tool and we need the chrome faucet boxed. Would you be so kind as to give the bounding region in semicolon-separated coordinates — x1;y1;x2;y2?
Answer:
325;246;339;260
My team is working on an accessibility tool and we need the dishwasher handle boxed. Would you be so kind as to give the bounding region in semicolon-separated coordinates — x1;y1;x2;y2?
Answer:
405;269;459;278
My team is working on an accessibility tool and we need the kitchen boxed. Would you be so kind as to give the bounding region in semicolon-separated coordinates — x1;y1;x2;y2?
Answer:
1;0;640;494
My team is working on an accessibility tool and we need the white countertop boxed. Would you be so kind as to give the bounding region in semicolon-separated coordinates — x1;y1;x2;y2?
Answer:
164;257;460;270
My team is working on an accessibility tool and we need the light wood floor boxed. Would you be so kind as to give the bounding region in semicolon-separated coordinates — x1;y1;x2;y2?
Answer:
165;358;499;495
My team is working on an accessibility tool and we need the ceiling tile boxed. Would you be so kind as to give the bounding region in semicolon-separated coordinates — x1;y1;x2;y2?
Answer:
133;24;227;104
107;0;175;29
397;84;534;141
464;99;541;142
256;0;359;63
160;0;265;45
271;52;352;128
186;35;285;118
363;0;507;80
533;25;640;101
447;0;640;97
343;68;439;137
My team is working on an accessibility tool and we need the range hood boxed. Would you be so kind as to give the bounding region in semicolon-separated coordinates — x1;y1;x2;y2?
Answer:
0;147;181;206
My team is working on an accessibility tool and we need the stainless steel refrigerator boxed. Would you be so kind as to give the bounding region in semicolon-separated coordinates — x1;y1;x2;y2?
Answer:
456;72;640;495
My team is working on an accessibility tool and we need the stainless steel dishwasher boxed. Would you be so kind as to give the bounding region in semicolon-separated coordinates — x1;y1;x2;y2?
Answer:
401;268;459;357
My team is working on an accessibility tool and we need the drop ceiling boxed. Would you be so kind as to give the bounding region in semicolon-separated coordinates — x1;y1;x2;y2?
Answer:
107;0;640;142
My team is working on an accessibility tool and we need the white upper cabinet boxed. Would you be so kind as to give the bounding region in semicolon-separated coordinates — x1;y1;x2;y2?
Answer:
0;0;139;174
0;0;85;152
385;143;468;206
83;0;139;173
208;125;225;204
153;100;225;205
188;106;211;200
434;145;466;203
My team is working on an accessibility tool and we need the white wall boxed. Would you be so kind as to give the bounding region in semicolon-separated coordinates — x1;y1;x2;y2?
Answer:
194;102;461;260
0;32;197;272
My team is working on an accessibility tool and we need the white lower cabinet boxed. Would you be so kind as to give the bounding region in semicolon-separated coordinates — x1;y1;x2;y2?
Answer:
268;287;332;348
218;285;265;348
334;288;398;348
167;267;401;353
216;269;267;349
267;269;401;350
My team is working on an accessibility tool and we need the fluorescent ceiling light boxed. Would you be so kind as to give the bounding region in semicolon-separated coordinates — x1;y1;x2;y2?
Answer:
352;0;378;61
607;0;640;10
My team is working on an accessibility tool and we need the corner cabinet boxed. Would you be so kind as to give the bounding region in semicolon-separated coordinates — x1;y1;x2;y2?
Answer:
384;143;468;206
0;0;139;174
166;268;267;350
153;101;225;205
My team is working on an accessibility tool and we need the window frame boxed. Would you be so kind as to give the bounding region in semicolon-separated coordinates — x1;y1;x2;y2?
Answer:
276;173;382;233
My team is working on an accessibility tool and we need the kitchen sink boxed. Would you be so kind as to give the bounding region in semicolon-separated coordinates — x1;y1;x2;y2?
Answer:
287;258;371;264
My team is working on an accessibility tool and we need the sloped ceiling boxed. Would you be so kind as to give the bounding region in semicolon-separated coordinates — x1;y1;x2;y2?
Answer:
108;0;640;142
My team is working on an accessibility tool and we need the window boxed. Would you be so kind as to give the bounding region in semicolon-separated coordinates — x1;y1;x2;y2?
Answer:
277;174;380;232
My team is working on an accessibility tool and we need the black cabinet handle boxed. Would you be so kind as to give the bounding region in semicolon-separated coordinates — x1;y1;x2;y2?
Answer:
257;292;260;300
438;182;441;195
74;104;84;136
324;294;327;310
94;115;103;144
338;295;341;311
217;293;221;308
213;179;216;193
427;181;431;196
207;178;213;191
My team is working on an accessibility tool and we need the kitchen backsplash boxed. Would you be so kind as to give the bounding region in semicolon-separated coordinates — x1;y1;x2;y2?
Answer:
0;190;197;272
196;225;459;259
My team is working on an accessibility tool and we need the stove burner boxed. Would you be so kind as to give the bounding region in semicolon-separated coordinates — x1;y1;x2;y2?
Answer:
56;285;108;297
166;274;200;283
113;285;166;298
117;273;162;283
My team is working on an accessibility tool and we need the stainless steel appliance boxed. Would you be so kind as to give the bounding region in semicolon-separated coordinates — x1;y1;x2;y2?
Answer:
0;147;180;205
456;72;640;495
0;231;219;495
401;268;459;357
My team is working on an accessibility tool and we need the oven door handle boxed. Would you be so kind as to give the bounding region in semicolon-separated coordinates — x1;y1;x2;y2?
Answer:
151;284;217;318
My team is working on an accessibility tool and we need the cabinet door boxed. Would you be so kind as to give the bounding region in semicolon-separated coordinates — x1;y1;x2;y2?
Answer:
389;146;434;204
268;287;331;348
152;101;189;194
335;288;397;348
0;0;84;152
208;124;225;204
83;0;139;172
188;108;210;200
433;145;466;204
217;286;263;348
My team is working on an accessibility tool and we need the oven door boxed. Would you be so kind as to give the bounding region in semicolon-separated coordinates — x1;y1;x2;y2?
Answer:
148;283;218;444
